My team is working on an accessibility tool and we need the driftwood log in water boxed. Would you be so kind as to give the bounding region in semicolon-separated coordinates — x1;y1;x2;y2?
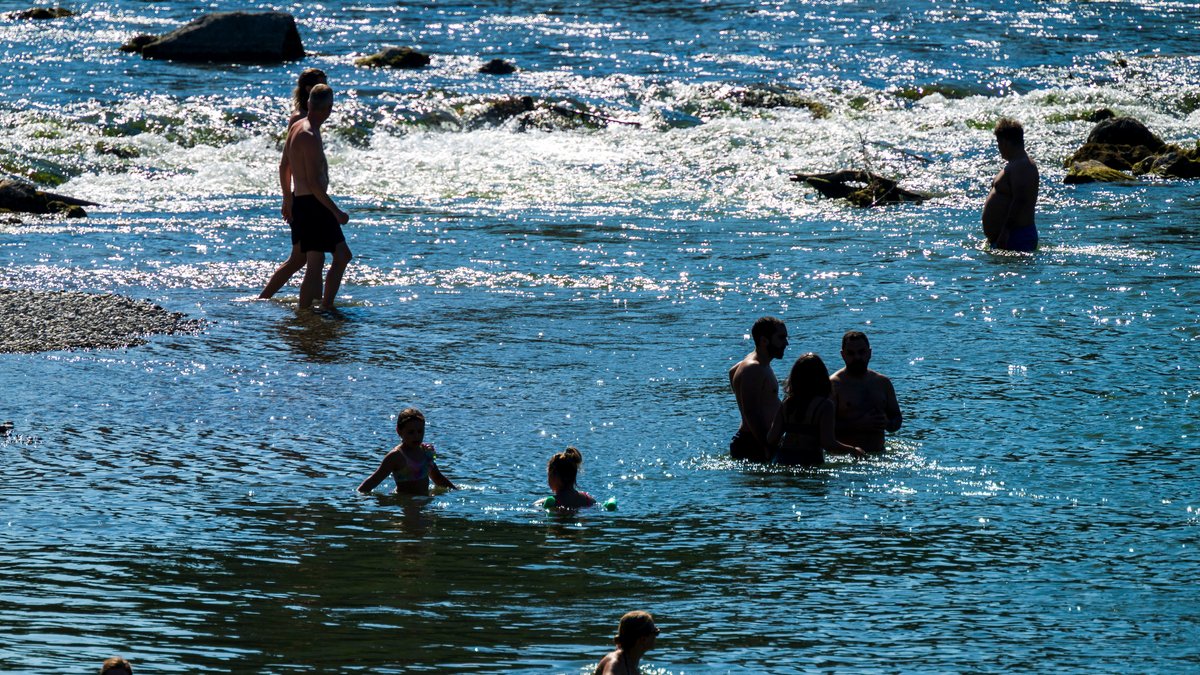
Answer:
0;179;98;217
791;170;928;207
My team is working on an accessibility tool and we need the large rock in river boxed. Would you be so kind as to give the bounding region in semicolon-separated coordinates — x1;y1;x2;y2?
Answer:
0;180;96;216
1064;116;1200;181
135;12;304;63
1085;116;1165;150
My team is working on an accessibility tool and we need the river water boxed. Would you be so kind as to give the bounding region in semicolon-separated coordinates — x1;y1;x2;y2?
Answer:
2;0;1198;672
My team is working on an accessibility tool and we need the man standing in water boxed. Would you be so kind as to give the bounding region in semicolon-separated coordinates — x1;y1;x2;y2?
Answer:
830;331;902;454
282;83;352;309
982;117;1039;251
729;316;788;462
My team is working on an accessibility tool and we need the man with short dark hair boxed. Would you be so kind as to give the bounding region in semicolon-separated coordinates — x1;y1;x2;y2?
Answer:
830;331;902;454
982;117;1039;251
728;316;788;462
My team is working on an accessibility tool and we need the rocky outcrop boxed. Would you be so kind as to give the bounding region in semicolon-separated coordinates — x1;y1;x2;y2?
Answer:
0;290;204;354
791;170;928;207
479;58;516;74
9;7;73;19
124;12;304;63
1064;160;1136;184
0;180;96;216
355;46;430;68
1064;117;1200;182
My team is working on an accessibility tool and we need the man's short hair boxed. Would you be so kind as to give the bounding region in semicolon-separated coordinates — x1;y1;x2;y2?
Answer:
751;316;786;344
308;83;333;110
842;330;869;350
994;117;1024;145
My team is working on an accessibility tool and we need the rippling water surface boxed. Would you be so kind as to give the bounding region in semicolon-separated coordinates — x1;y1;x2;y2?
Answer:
2;1;1199;672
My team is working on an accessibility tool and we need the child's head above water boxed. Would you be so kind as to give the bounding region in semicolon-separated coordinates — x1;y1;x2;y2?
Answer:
396;407;426;446
547;446;583;492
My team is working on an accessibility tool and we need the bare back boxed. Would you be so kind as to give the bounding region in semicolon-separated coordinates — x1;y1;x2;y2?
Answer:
283;118;329;198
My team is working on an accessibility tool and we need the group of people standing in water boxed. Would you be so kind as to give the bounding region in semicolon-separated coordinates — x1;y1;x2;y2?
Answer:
730;318;903;465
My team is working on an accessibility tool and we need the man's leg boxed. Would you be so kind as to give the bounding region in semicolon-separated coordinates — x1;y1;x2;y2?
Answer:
299;250;325;309
259;243;306;299
321;242;352;309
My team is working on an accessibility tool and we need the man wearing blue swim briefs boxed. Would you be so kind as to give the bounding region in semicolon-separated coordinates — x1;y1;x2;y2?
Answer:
983;117;1039;252
728;316;788;463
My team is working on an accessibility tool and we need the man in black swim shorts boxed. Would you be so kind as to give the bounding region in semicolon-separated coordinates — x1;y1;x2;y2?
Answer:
280;83;352;310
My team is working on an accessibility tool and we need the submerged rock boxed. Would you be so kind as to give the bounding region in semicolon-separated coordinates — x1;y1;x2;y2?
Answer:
726;85;829;118
356;46;430;69
10;7;73;20
134;12;304;63
0;289;204;354
791;170;928;207
479;58;516;75
0;180;96;216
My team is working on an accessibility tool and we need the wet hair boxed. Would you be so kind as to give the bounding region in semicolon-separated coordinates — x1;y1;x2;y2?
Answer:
841;330;870;350
615;610;658;649
396;407;425;435
292;68;327;113
994;117;1024;145
547;446;583;489
750;316;786;345
783;353;832;415
308;83;334;111
99;657;132;675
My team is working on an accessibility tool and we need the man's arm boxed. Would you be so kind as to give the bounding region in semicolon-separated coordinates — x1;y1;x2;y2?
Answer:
279;147;292;222
881;377;902;433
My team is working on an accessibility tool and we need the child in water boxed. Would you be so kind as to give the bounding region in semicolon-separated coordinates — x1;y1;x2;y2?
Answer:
542;446;597;509
594;610;659;675
358;408;456;494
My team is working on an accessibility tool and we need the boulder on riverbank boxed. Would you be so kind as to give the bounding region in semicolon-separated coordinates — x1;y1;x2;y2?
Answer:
355;46;430;69
1064;116;1200;182
0;289;204;354
9;7;73;19
791;170;929;207
124;12;304;63
0;180;96;216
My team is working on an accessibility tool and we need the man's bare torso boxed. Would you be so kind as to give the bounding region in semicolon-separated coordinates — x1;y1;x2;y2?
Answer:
285;119;329;197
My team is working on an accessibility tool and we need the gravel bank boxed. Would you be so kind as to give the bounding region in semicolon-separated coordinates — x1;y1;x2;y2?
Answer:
0;289;204;353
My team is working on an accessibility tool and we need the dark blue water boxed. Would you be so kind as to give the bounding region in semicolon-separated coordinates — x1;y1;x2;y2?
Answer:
2;1;1199;672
